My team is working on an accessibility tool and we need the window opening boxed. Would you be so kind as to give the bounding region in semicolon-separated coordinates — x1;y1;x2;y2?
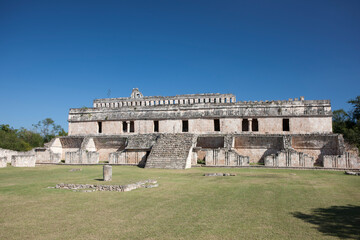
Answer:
130;121;135;132
98;122;102;133
154;121;159;132
242;119;249;131
252;119;259;132
283;119;290;131
214;119;220;132
182;120;189;132
122;121;127;132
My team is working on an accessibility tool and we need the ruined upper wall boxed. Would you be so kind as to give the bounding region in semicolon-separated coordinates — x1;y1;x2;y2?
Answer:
93;91;236;108
70;98;331;122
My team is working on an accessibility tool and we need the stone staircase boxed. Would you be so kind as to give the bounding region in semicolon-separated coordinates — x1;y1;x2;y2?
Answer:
145;134;194;169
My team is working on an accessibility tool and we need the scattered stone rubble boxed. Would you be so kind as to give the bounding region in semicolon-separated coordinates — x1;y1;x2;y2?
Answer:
345;171;360;176
204;173;236;176
69;168;82;172
52;179;158;192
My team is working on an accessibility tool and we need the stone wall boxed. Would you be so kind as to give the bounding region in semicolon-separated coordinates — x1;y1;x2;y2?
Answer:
264;149;314;167
234;135;283;163
204;149;249;166
11;155;36;167
65;150;99;164
292;134;340;164
109;150;148;166
69;90;332;136
68;117;332;136
196;136;225;148
35;148;61;163
323;153;359;168
0;157;7;168
0;148;34;163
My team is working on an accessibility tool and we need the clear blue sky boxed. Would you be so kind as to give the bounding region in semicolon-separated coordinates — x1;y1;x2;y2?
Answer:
1;0;359;131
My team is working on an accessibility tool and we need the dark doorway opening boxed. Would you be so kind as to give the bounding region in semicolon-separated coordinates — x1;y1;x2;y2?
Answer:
122;121;127;132
130;121;135;132
154;120;159;132
242;119;249;131
214;119;220;132
283;119;290;131
182;120;189;132
252;119;259;132
98;122;102;133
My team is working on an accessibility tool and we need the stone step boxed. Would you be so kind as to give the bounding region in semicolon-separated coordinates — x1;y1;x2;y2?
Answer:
145;134;194;169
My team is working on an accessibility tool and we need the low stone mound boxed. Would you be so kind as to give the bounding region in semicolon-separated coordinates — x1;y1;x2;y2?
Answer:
204;173;236;176
52;180;158;192
345;171;360;176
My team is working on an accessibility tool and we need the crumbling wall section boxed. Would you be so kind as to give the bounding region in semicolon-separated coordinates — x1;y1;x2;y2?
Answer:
35;148;61;163
11;155;36;167
204;149;249;166
65;150;99;164
292;134;341;165
0;157;7;167
323;152;359;169
234;135;283;163
0;148;34;163
264;149;314;167
109;150;148;167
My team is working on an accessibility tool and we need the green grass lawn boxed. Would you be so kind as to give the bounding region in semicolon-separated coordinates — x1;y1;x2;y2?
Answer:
0;165;359;240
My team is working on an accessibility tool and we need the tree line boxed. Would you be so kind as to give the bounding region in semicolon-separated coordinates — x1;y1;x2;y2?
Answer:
0;118;67;151
332;96;360;152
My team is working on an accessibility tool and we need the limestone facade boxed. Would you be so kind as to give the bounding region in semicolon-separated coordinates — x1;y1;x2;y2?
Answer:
7;88;355;169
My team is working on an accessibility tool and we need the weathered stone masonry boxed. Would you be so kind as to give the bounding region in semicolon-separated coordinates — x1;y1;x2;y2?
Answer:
11;88;358;169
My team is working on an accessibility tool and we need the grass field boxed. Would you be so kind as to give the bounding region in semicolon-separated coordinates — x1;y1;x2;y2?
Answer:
0;165;359;240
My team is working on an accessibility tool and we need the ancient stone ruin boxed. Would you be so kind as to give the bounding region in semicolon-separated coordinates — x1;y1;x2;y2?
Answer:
1;88;359;169
53;179;158;192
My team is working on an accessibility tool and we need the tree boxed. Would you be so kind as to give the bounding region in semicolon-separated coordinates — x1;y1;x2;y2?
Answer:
32;118;66;143
333;96;360;153
0;124;32;151
348;96;360;123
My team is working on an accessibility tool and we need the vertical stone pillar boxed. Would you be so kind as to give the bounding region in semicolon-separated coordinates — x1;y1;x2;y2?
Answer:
126;121;130;133
249;118;252;132
103;165;112;181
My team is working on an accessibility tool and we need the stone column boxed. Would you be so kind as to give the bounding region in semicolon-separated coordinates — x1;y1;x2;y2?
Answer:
103;165;112;181
249;118;252;132
126;121;130;133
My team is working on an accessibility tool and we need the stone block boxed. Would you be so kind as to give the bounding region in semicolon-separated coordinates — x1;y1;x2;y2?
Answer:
103;165;112;181
0;157;7;168
11;155;36;167
35;148;61;163
65;150;99;164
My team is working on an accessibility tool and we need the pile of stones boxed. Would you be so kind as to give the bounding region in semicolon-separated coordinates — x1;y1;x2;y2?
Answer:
204;173;236;177
52;179;158;192
69;168;82;172
345;171;360;176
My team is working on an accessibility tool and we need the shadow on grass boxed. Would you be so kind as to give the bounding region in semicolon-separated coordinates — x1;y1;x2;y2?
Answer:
292;205;360;239
94;178;104;181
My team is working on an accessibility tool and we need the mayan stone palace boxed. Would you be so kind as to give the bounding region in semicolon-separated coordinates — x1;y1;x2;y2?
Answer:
1;88;359;169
